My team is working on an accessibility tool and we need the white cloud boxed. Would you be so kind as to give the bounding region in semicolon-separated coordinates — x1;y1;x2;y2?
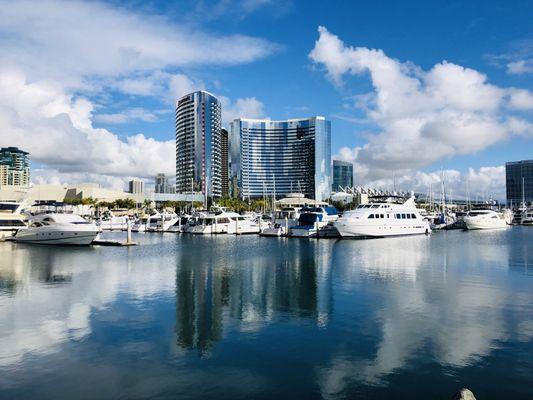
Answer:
0;70;175;181
221;96;266;125
94;108;158;124
0;0;277;87
507;59;533;74
0;0;275;186
310;26;533;189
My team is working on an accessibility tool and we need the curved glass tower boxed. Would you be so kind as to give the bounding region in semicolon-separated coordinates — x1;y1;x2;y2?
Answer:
229;117;331;201
175;91;222;198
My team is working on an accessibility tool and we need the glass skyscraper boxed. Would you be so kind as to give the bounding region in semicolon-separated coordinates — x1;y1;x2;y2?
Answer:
0;147;30;187
229;117;331;201
175;91;222;198
332;160;353;191
506;160;533;205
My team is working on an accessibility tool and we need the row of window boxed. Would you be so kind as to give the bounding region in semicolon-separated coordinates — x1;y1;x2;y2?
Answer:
368;213;418;219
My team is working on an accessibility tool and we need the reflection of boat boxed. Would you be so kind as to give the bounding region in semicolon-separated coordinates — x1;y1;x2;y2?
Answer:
13;213;99;245
463;210;508;230
334;197;430;238
0;201;27;239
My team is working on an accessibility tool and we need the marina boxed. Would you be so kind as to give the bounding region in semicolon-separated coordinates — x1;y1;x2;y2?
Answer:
0;228;531;399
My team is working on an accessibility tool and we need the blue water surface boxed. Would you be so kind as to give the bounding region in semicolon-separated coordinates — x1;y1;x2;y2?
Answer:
0;228;532;399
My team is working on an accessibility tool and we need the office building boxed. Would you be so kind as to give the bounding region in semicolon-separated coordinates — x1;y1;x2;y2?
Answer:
229;117;331;201
332;160;353;191
128;178;144;194
0;147;30;187
506;160;533;205
155;173;175;194
175;90;222;198
221;128;229;198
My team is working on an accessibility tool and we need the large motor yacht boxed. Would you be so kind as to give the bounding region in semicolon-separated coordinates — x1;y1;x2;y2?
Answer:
0;202;28;239
13;213;99;245
463;210;509;230
334;197;430;238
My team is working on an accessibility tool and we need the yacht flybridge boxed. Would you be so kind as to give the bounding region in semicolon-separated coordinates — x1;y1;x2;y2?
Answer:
334;197;430;238
13;213;99;245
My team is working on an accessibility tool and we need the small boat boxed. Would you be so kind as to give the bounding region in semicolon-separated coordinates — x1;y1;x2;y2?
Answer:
0;201;28;239
521;209;533;225
463;210;508;230
260;207;302;237
289;206;339;238
131;216;149;232
13;213;99;245
167;215;191;233
334;196;430;238
99;212;129;231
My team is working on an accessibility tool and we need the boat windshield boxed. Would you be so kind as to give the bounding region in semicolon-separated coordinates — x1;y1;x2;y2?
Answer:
0;203;20;213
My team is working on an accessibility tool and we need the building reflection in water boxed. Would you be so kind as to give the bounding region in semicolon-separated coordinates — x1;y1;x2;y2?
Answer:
175;237;333;357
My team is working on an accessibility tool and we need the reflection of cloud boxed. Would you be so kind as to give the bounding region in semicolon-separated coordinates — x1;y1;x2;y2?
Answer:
319;231;531;397
0;241;176;366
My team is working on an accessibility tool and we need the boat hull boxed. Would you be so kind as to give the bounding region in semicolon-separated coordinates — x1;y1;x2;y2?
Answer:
464;219;507;230
335;222;430;238
13;230;98;245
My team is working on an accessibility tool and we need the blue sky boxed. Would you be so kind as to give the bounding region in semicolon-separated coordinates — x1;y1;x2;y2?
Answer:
0;0;531;198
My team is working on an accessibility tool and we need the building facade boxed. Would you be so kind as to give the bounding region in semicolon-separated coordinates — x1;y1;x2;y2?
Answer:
128;178;144;194
506;160;533;205
155;173;174;194
332;160;353;191
0;147;30;187
229;117;331;201
175;91;222;198
221;128;229;198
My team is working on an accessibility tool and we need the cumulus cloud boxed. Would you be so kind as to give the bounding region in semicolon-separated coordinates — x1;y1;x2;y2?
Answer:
310;26;533;195
0;0;275;186
221;96;266;125
0;0;277;87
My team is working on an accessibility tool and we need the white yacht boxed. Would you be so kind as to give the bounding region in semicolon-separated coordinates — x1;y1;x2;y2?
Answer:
131;216;149;232
167;215;192;233
0;202;28;239
260;207;302;237
99;212;129;231
334;197;430;238
463;210;509;230
188;213;231;234
13;213;99;245
520;209;533;225
153;213;179;232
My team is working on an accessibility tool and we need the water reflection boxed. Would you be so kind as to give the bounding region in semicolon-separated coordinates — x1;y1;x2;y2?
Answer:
0;230;531;399
175;237;333;356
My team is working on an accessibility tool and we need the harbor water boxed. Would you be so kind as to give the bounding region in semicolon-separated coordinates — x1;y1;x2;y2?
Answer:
0;228;532;399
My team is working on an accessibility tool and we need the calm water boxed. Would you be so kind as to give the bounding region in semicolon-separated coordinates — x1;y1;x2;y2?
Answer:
0;228;532;399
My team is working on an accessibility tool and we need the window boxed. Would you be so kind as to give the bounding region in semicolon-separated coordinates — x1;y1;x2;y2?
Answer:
411;213;417;219
368;214;374;219
395;214;401;219
401;213;406;219
380;214;385;219
406;214;411;219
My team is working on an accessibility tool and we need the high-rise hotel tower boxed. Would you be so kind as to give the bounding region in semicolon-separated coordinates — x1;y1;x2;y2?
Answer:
175;91;223;198
229;117;331;201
